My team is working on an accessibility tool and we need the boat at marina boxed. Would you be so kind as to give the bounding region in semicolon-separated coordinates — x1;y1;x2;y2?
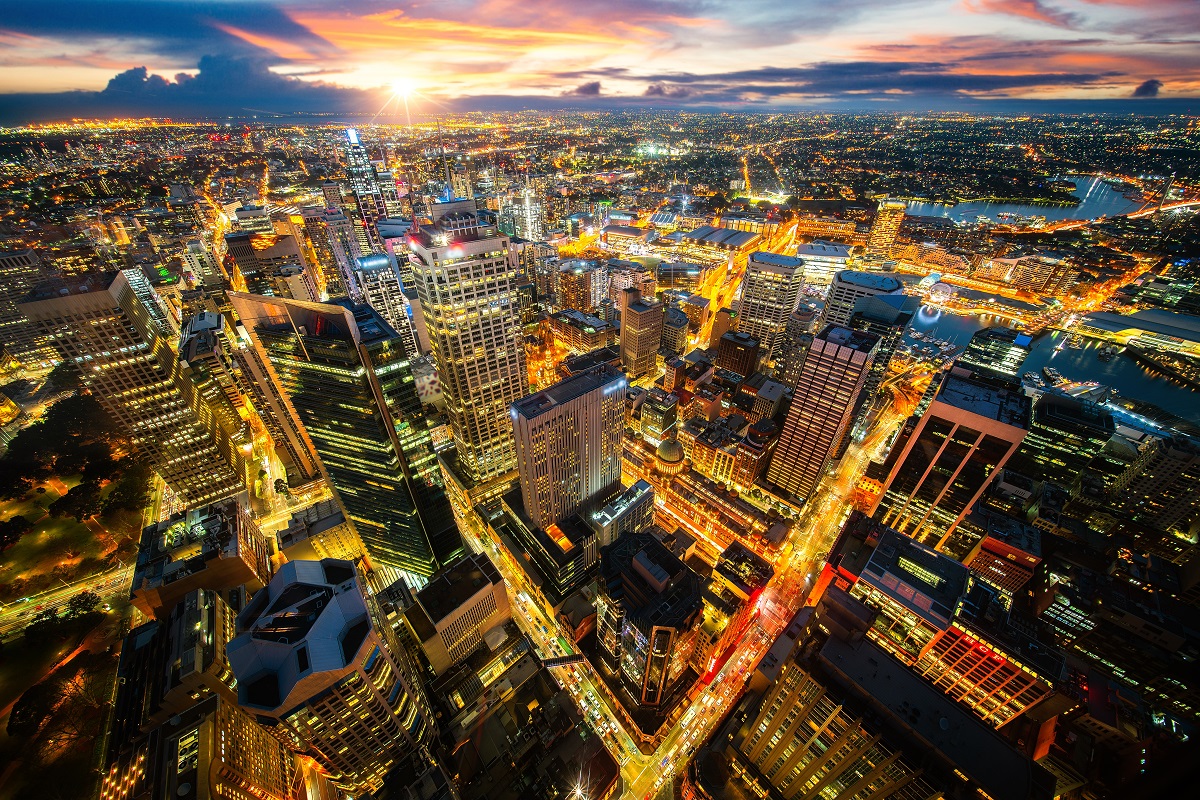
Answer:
1023;372;1046;388
1067;334;1084;349
1043;366;1066;385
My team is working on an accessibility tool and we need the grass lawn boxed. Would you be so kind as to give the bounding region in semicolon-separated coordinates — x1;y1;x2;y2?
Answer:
0;478;142;604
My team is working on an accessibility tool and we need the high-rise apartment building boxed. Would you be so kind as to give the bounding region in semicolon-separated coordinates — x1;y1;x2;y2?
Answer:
343;127;386;217
224;232;306;297
229;293;460;578
736;251;805;363
181;240;225;289
511;364;626;531
767;325;878;501
872;370;1031;551
822;270;904;327
227;559;436;796
555;260;606;313
354;252;419;357
958;327;1032;381
866;198;907;258
0;248;54;366
21;271;246;505
407;200;529;484
619;287;664;378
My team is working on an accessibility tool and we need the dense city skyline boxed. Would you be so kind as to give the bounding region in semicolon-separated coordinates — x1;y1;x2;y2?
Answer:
2;0;1200;122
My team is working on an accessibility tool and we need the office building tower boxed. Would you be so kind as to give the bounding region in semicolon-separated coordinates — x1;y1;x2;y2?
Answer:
714;330;761;378
233;204;273;234
708;306;736;349
619;287;664;378
1011;395;1115;484
224;232;306;297
585;479;654;547
227;559;436;796
736;251;805;362
775;305;818;387
595;531;703;707
843;293;921;449
608;259;656;307
500;186;545;241
511;364;626;531
408;200;529;485
354;252;419;358
872;371;1031;551
20;271;246;505
230;293;460;579
866;198;907;258
322;208;364;297
958;327;1032;381
823;270;904;327
661;305;690;356
793;240;851;286
555;260;606;313
0;248;53;366
321;180;344;211
767;326;878;501
402;552;512;675
640;387;678;446
181;240;225;289
344;127;385;216
1112;435;1200;533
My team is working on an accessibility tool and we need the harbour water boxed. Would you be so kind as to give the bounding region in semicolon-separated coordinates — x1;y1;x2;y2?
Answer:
904;175;1141;224
905;307;1200;426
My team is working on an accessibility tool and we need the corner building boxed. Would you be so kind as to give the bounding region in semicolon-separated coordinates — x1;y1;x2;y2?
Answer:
407;201;529;484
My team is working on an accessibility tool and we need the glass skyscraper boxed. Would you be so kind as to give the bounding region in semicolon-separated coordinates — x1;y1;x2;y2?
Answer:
230;293;460;579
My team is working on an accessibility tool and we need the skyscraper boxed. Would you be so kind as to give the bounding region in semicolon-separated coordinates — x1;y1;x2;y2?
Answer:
842;293;921;451
714;330;761;378
407;200;529;484
957;327;1032;381
866;198;907;258
0;248;53;366
555;260;606;313
767;325;879;501
229;293;460;578
227;559;436;796
736;251;805;363
343;127;386;218
620;286;664;378
511;364;626;530
21;271;246;505
822;270;904;327
354;252;419;357
872;370;1031;551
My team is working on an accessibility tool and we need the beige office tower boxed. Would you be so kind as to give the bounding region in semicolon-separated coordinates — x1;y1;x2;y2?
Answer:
20;270;247;505
866;198;907;259
511;364;626;531
619;287;664;378
767;325;878;502
822;270;905;328
408;200;529;484
0;248;54;366
736;251;806;364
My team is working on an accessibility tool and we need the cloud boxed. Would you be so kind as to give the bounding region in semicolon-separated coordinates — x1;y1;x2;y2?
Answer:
1132;78;1163;97
0;55;373;122
565;81;603;96
963;0;1081;28
644;83;693;98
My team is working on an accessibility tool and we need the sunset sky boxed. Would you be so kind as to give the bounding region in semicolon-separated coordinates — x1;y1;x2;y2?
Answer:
1;0;1198;120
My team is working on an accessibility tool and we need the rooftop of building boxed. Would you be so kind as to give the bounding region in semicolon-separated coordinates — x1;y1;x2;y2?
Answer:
714;542;774;598
132;500;253;594
23;270;119;302
549;308;613;333
512;364;625;420
859;528;969;628
748;251;805;269
816;324;880;352
794;241;853;258
601;223;648;238
415;552;503;626
600;531;703;631
817;630;1055;800
937;372;1032;428
720;330;759;348
1082;308;1200;343
681;225;760;249
832;270;903;292
227;558;369;712
559;345;621;376
1033;393;1116;434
